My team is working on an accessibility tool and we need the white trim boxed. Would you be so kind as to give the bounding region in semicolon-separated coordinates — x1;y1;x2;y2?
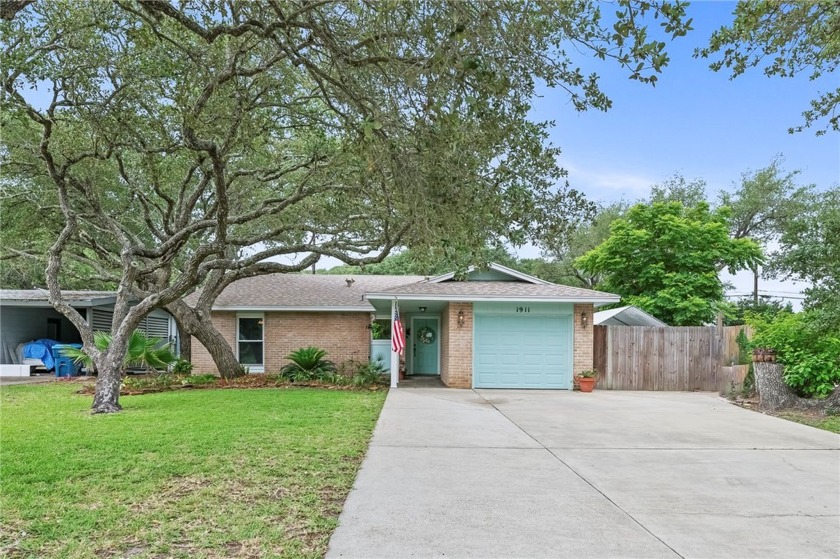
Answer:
214;305;372;312
365;294;620;304
409;315;441;375
236;312;265;373
426;262;550;285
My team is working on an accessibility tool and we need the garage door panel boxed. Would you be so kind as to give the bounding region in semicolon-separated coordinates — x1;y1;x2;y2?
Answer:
474;313;572;389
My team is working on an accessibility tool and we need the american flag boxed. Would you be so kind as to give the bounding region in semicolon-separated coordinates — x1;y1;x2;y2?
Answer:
392;304;406;355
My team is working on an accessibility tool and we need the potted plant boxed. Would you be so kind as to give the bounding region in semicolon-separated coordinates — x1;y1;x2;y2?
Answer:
576;369;598;393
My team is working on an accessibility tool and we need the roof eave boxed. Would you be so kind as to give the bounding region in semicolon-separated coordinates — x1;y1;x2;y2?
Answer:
364;293;621;304
211;305;374;312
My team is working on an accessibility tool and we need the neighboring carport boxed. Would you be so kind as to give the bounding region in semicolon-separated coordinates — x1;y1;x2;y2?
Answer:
327;389;840;559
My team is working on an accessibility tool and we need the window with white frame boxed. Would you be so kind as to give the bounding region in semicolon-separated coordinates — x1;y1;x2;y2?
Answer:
237;313;264;372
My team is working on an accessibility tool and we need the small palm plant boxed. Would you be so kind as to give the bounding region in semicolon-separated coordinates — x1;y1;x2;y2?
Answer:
280;347;337;382
62;330;177;372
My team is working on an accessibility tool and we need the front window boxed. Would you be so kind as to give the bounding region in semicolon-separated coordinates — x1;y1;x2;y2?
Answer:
238;314;264;371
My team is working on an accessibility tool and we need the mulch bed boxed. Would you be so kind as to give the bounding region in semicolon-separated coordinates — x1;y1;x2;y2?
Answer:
68;375;385;396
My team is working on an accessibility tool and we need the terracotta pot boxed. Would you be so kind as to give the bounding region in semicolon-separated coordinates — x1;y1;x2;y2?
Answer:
578;377;596;393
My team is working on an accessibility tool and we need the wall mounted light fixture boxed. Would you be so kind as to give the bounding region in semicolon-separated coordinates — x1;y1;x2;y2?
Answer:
457;309;466;328
580;311;589;328
419;306;427;313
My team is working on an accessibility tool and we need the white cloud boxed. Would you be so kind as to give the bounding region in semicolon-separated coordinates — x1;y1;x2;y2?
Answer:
562;162;660;201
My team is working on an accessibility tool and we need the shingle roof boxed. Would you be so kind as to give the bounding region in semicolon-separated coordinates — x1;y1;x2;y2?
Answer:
198;274;426;311
0;289;116;302
366;281;619;302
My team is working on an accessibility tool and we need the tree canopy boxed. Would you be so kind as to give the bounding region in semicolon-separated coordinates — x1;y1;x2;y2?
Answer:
768;186;840;331
0;1;694;411
698;1;840;135
575;202;762;325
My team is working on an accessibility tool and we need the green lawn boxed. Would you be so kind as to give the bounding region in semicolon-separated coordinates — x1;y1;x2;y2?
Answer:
0;383;386;558
778;410;840;434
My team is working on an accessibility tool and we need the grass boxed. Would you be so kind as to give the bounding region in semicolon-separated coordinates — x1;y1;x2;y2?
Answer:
0;383;386;558
777;410;840;434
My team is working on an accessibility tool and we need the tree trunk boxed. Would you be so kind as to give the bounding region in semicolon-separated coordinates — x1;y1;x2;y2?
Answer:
91;356;123;414
754;362;840;412
165;300;243;379
195;323;243;379
176;318;192;362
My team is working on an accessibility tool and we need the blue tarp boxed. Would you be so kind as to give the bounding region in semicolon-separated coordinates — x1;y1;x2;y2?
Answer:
22;339;60;371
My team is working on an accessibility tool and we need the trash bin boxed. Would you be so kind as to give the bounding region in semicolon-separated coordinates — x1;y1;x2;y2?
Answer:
52;344;83;377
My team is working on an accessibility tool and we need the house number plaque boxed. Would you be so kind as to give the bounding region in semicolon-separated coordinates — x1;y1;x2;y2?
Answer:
516;307;531;313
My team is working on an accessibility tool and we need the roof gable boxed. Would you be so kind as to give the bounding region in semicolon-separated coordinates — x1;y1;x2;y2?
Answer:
427;263;550;285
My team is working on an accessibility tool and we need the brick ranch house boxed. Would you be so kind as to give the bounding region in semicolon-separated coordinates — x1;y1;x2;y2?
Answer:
190;263;620;389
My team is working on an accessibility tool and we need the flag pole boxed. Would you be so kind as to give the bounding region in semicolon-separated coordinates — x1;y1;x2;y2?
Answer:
390;298;399;388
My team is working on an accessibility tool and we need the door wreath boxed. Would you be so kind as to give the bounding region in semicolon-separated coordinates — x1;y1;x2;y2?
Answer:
417;326;436;344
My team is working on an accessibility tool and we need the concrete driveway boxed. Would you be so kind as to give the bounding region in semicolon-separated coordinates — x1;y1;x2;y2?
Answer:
327;388;840;559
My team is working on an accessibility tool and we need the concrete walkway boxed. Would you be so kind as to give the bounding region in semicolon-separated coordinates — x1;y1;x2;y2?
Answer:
327;389;840;559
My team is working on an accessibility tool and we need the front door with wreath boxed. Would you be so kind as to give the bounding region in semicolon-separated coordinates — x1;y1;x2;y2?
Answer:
411;317;439;375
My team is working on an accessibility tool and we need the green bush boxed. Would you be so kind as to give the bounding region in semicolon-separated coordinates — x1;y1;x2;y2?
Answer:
351;360;386;387
122;374;179;391
181;374;217;385
280;347;337;382
171;359;194;375
748;311;840;397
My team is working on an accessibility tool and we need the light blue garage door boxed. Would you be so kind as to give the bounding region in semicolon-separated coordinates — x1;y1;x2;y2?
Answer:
474;303;573;389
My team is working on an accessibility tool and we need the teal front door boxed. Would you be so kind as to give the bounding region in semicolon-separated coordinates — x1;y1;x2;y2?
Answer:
411;317;440;375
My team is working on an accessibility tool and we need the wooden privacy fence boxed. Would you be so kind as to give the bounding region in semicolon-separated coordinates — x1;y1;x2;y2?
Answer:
593;325;751;393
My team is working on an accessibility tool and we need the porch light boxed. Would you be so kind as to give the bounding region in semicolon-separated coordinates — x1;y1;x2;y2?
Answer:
419;306;427;313
457;309;466;328
580;311;588;328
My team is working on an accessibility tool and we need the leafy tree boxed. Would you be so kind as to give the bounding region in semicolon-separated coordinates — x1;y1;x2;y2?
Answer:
724;296;793;326
698;1;840;135
721;157;814;300
576;202;762;325
649;174;708;207
768;186;840;331
1;1;692;412
322;246;519;277
538;201;630;288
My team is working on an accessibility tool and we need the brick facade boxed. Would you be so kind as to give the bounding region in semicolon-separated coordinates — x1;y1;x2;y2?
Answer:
191;311;370;374
191;303;595;387
440;302;473;388
191;312;236;374
573;303;595;376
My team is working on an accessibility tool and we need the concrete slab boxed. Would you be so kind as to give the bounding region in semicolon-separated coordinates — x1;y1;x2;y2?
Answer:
480;390;840;450
328;389;840;559
373;388;539;449
328;446;677;558
0;375;55;386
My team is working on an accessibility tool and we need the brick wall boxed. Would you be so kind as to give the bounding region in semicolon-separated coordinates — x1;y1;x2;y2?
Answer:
191;311;370;374
442;302;473;388
573;303;595;376
191;312;236;374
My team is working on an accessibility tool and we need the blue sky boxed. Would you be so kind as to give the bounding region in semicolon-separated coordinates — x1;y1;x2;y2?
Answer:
517;1;839;306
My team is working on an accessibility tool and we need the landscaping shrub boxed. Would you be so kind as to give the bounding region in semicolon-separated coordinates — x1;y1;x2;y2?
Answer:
280;347;337;382
122;373;180;392
351;360;387;387
181;374;217;385
748;311;840;397
171;359;194;375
